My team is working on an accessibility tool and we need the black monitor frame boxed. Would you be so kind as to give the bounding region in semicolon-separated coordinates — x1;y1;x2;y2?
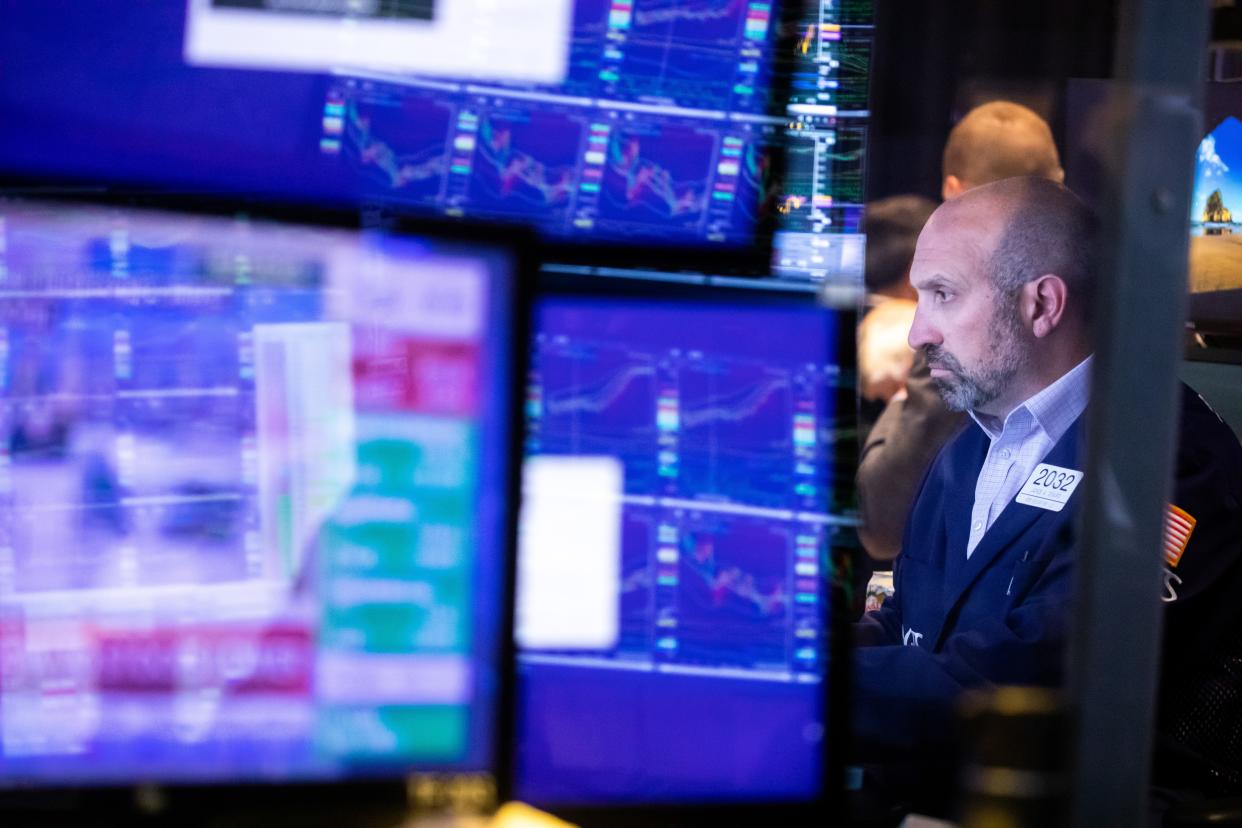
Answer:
0;188;537;826
514;269;859;827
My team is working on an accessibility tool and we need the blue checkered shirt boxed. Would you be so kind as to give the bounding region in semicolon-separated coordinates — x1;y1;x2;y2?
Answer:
965;356;1093;558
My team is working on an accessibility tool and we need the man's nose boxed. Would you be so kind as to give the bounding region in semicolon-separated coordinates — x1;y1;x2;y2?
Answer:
907;309;940;351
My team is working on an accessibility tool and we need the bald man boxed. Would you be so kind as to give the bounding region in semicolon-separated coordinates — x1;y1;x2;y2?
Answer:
855;102;1066;563
941;100;1065;200
852;178;1242;805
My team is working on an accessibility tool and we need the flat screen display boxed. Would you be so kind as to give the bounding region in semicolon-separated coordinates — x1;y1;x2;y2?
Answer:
772;0;873;285
515;285;853;804
0;1;790;255
1190;115;1242;293
0;201;520;784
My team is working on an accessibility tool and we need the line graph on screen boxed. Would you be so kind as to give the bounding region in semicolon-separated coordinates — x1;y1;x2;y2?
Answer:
343;96;453;202
677;359;797;508
600;128;710;227
671;516;793;669
468;111;581;214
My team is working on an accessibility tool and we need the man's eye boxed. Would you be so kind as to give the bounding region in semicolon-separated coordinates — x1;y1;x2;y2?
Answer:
934;289;950;303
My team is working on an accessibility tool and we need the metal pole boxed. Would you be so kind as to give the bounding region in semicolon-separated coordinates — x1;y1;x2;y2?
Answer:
1069;1;1210;826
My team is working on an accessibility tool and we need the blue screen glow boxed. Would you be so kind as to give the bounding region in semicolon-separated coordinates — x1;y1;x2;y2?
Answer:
0;1;787;251
517;293;851;803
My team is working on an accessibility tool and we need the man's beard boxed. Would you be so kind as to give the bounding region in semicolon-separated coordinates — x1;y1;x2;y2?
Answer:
924;304;1028;413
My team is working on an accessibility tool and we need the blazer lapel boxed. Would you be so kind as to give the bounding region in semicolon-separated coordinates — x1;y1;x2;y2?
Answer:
941;419;1086;618
941;428;988;583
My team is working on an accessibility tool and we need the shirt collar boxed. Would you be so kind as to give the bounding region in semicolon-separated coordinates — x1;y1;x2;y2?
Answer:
969;355;1093;443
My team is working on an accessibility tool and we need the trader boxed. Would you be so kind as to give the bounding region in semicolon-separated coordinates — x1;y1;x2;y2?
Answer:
853;176;1242;803
857;101;1063;563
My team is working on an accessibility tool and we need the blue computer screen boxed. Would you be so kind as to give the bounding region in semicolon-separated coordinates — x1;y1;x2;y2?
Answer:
0;201;519;784
0;1;789;252
516;290;852;803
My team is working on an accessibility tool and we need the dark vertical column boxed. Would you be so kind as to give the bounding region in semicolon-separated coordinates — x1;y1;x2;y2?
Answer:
1069;2;1210;825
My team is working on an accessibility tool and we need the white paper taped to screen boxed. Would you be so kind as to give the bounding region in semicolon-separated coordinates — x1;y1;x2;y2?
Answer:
185;0;573;85
516;456;622;651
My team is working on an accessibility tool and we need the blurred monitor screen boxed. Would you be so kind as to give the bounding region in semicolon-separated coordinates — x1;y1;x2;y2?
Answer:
0;1;794;258
0;202;520;784
1190;115;1242;293
771;0;873;287
185;0;572;84
515;283;853;804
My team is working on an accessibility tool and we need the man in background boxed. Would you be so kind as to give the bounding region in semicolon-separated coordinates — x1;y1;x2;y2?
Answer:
940;100;1065;199
861;195;938;305
856;100;1064;563
857;299;918;412
855;196;940;442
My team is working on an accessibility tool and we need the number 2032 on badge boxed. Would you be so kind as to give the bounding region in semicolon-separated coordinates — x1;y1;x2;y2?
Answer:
1016;463;1084;512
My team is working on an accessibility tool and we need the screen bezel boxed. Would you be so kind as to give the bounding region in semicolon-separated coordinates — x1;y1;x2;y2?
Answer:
0;189;536;819
513;269;857;826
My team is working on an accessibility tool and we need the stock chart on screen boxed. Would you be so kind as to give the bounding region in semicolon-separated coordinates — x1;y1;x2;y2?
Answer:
516;288;856;804
0;202;519;784
772;0;873;283
0;1;767;256
0;0;870;275
321;0;788;249
324;0;875;267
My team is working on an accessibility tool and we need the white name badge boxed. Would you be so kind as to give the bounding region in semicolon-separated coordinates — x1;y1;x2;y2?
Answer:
1015;463;1084;512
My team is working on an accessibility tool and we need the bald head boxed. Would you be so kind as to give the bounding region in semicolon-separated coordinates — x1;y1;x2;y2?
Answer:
942;101;1064;200
909;177;1097;417
928;176;1097;320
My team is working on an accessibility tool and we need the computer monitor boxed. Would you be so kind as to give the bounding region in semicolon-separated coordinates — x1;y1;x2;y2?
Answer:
0;1;800;272
1185;105;1242;440
772;0;873;286
1190;115;1242;294
514;273;856;818
0;200;526;794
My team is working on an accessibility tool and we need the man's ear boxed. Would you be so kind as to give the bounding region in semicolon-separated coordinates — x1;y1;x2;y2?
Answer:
1023;274;1069;338
942;175;964;201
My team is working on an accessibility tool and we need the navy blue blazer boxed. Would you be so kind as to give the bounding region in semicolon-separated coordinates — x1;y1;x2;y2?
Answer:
852;385;1242;769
